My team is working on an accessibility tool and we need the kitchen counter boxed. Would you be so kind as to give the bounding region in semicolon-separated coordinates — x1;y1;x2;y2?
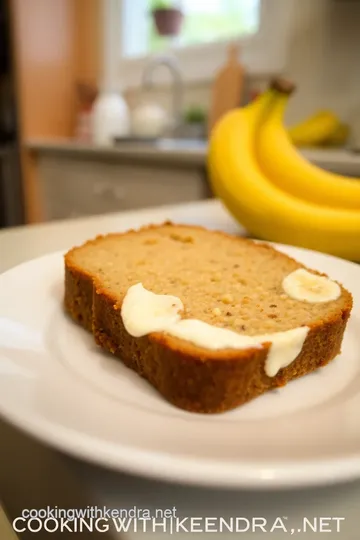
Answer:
27;138;207;166
26;139;212;222
0;199;243;272
27;138;360;175
1;199;359;540
25;138;360;224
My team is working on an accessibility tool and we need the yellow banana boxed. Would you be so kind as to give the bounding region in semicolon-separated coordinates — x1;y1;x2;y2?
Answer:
318;123;350;148
256;89;360;210
207;90;360;261
289;110;341;147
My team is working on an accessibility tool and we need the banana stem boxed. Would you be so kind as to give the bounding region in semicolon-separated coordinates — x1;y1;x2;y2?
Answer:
247;89;278;122
263;77;296;122
270;78;296;95
266;93;288;123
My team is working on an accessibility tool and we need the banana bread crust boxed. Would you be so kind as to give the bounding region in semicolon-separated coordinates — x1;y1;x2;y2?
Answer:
64;224;353;414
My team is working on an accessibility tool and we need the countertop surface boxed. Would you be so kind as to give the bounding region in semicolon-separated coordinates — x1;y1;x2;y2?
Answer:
0;200;244;272
27;138;360;174
27;138;208;165
1;199;360;539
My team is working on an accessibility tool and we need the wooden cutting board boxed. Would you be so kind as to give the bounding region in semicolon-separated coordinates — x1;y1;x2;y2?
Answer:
208;43;245;134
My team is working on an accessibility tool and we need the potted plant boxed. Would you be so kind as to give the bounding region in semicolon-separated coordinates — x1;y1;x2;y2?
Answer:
150;0;184;37
182;105;207;139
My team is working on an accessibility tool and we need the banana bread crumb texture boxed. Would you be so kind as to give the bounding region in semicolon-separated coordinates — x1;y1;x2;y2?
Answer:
64;222;352;413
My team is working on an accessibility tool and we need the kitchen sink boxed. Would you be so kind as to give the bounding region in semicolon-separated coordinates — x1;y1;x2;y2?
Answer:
155;137;207;149
113;136;207;151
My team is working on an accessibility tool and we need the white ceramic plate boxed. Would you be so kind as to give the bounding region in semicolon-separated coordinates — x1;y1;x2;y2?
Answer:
0;244;359;489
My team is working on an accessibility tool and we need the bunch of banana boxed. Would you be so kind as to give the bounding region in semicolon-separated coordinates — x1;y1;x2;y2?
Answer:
289;110;349;147
207;79;360;261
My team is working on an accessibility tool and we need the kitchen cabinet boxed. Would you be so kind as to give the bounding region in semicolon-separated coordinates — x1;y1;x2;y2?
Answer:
30;140;360;223
34;149;211;221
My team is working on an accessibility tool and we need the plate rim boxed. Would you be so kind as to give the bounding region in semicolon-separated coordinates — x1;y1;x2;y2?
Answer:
1;394;360;491
0;242;359;490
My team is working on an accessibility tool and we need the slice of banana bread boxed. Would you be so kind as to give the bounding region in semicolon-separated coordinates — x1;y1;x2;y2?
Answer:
64;222;353;413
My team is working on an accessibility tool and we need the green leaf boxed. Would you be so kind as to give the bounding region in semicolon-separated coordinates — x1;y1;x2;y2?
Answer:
150;0;173;10
183;106;207;124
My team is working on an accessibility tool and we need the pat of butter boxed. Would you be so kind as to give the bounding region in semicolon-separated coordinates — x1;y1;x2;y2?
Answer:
259;327;309;377
121;283;183;337
167;319;261;350
121;283;309;377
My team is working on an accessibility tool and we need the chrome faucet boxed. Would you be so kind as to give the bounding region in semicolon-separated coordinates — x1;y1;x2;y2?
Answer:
141;55;184;133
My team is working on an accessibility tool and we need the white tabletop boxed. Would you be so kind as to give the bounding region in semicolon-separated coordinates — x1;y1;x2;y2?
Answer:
1;199;359;539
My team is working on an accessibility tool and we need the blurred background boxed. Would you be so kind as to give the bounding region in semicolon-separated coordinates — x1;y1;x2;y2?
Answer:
1;0;360;229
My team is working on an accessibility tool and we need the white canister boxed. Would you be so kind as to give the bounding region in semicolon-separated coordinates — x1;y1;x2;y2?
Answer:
91;92;130;145
131;102;169;138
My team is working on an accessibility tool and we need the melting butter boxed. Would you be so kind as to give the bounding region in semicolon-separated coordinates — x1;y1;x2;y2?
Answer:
120;283;183;337
167;319;261;350
121;283;309;377
259;327;309;377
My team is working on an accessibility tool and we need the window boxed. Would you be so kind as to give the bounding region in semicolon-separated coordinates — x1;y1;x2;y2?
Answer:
123;0;261;58
103;0;295;88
